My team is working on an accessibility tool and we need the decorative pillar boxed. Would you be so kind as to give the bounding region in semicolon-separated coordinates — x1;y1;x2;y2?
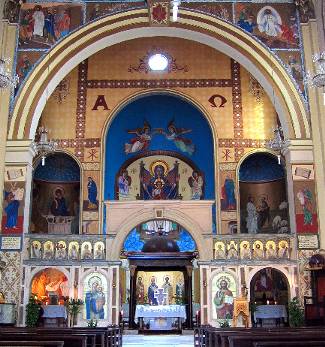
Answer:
186;265;193;329
129;264;137;328
0;21;17;222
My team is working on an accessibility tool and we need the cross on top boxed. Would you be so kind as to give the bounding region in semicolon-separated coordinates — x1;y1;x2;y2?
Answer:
154;288;167;305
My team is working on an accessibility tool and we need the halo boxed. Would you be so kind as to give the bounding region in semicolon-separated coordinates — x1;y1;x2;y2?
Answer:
253;240;263;249
88;275;102;289
216;275;231;289
240;241;250;248
163;274;171;283
69;242;79;250
150;160;169;176
52;186;65;198
257;6;282;26
215;242;225;250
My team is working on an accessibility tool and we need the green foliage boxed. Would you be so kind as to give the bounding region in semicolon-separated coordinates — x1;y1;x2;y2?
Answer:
218;313;232;328
65;298;83;315
87;319;98;328
288;297;304;327
26;295;41;328
249;302;257;313
174;294;185;305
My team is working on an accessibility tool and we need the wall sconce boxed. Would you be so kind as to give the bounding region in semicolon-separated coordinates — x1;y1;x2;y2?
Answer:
305;51;325;105
31;126;57;166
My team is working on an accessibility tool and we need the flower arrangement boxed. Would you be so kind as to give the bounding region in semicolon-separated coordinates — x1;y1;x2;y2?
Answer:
87;318;98;328
65;298;83;326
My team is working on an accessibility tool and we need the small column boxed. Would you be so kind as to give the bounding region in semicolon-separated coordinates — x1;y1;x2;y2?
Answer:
129;264;137;328
186;265;193;329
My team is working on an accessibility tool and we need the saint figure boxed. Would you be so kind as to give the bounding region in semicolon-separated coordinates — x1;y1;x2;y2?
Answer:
297;188;313;226
125;121;152;154
257;197;270;229
4;191;20;229
188;171;203;200
118;170;131;198
50;188;68;216
87;177;98;209
214;278;234;319
246;196;258;233
258;8;282;37
162;276;173;305
148;277;158;305
222;176;236;209
136;276;145;304
32;6;45;37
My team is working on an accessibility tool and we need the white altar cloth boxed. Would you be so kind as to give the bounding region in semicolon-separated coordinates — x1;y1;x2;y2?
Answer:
42;305;67;319
254;305;287;322
134;305;186;322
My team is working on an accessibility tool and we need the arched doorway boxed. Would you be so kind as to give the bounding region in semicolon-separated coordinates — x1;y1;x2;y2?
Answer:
120;219;198;331
250;267;289;326
30;268;69;305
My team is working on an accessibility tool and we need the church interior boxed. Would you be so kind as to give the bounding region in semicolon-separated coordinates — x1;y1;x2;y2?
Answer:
0;0;325;345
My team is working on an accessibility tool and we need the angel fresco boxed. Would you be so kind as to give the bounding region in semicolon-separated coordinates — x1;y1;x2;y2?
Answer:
139;160;179;200
124;121;152;154
160;120;195;156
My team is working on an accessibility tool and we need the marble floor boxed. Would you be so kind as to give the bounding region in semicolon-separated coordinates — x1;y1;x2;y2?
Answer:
123;334;194;347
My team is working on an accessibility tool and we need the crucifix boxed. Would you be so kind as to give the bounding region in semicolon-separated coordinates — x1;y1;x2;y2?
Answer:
154;288;167;306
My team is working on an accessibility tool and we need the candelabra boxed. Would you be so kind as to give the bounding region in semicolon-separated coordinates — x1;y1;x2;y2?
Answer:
265;126;286;164
31;127;57;166
305;51;325;105
0;57;19;89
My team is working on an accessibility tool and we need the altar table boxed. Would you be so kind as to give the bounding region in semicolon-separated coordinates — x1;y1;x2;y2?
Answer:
135;305;186;331
254;305;287;325
0;303;16;325
42;305;67;327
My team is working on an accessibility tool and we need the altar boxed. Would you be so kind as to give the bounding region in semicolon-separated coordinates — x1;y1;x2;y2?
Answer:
41;305;67;327
254;305;287;327
135;305;186;332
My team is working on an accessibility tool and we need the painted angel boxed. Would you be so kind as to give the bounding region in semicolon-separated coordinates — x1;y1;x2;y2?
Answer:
161;120;195;155
124;121;152;154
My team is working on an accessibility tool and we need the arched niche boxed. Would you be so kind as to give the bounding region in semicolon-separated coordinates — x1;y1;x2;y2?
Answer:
31;152;81;234
239;152;289;234
250;267;289;306
104;93;214;201
30;267;69;305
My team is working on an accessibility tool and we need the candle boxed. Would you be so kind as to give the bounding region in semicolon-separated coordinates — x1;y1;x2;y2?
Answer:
267;300;270;305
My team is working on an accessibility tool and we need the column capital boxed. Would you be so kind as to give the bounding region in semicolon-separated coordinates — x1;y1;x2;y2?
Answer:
5;140;36;165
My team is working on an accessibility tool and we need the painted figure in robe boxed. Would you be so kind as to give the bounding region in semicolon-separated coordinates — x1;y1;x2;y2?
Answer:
214;278;234;319
222;175;236;209
136;276;145;304
246;196;258;233
148;277;158;305
125;121;152;154
188;171;203;200
87;177;98;209
51;188;69;216
162;276;173;305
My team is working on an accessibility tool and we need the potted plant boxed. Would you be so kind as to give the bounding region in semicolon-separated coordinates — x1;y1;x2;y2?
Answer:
87;318;98;328
288;297;304;327
26;295;41;327
65;298;83;327
217;313;232;328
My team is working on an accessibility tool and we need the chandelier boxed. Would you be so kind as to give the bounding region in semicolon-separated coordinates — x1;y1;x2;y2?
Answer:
0;57;19;89
305;51;325;105
265;126;286;164
31;127;57;166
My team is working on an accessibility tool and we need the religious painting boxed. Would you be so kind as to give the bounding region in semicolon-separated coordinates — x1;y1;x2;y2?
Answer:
136;271;184;305
31;268;69;303
239;153;289;234
43;241;54;260
124;120;195;156
81;242;93;260
94;241;105;260
292;164;315;181
277;51;305;94
83;171;99;211
235;3;299;49
214;242;226;260
227;241;238;260
220;171;236;211
115;155;204;201
105;94;214;202
1;181;25;234
15;51;43;90
183;2;232;21
55;240;67;260
83;272;108;320
250;268;288;305
18;3;83;49
252;240;264;259
31;153;80;234
240;241;251;260
68;241;79;260
30;240;42;259
278;240;290;259
211;272;237;322
86;2;143;22
265;240;277;259
294;181;318;233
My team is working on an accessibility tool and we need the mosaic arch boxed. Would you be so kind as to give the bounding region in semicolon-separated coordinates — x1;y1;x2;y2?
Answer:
9;9;309;141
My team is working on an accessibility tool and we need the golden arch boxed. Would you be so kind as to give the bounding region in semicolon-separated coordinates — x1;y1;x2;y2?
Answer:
9;9;309;141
